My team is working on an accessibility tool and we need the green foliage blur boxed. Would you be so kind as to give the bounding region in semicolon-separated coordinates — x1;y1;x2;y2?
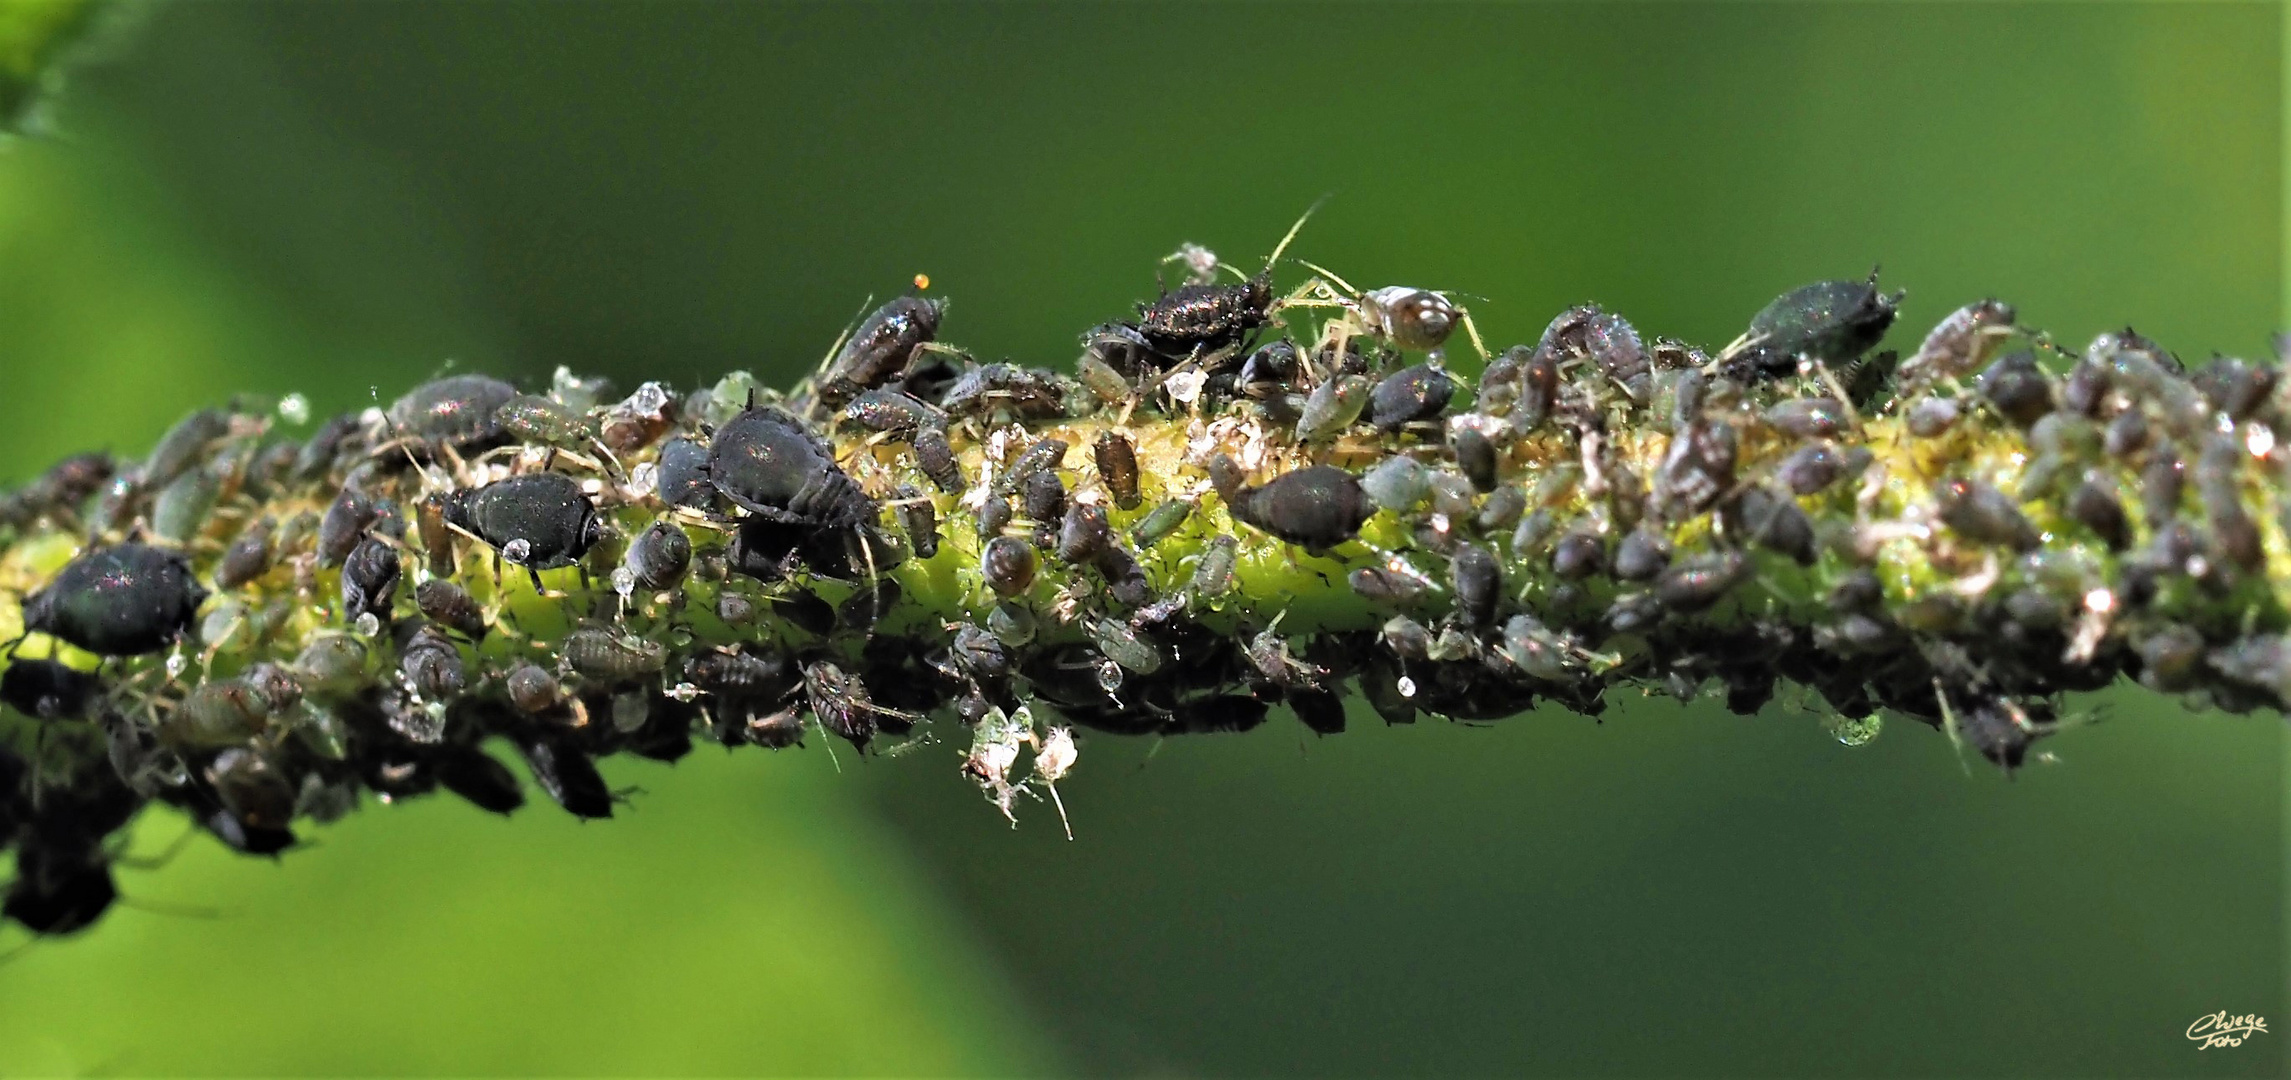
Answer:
0;3;2280;1076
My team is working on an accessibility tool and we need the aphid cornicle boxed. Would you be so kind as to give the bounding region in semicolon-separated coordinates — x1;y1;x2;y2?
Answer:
1220;461;1375;554
22;543;207;656
340;537;401;623
388;374;520;450
444;471;606;588
705;407;876;527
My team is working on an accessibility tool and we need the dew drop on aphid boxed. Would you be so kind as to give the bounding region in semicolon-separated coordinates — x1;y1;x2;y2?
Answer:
278;393;312;426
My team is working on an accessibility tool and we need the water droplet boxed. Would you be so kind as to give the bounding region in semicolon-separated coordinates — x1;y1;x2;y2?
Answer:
277;393;311;426
1823;712;1883;747
1396;676;1418;698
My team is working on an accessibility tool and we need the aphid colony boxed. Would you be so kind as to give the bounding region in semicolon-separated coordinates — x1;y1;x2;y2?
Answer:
0;239;2287;938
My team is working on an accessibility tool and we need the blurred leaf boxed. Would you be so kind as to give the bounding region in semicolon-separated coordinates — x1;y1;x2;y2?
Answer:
0;0;95;128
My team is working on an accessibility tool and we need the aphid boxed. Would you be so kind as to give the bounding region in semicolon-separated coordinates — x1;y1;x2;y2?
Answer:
2197;435;2263;572
1475;485;1527;533
2207;635;2291;700
1075;353;1132;404
435;747;526;815
562;628;668;682
1977;351;2054;427
1086;430;1144;511
1128;497;1193;548
1933;478;2040;552
835;580;901;632
1612;528;1672;581
970;495;1013;543
1905;397;1960;438
316;485;380;568
2193;357;2277;420
1188;534;1238;599
1450;543;1500;627
414;578;488;639
706;407;876;527
892;485;939;560
1512;509;1556;555
685;647;793;702
654;437;717;511
981;535;1037;597
388;374;519;450
1360;455;1430;513
598;381;677;452
1356;287;1464;352
1534;304;1650;399
623;520;693;591
2065;476;2130;552
22;543;206;656
514;735;614;818
494;393;594;447
142;407;228;490
413;494;457;578
5;845;118;935
815;295;946;408
1057;501;1111;563
1722;486;1816;565
842;388;942;435
0;659;102;721
1381;615;1433;659
714;591;757;626
215;516;276;589
1349;566;1425;604
2102;408;2149;459
1652;419;1737;521
1654;550;1750;612
1093;542;1152;607
803;660;881;749
1219;462;1375;554
1949;696;2043;770
1367;363;1457;431
340;537;402;623
912;426;964;494
1495;614;1574;682
1776;443;1871;497
1020;469;1067;526
2141;450;2185;524
1133;263;1276;355
1296;374;1371;442
443;471;606;589
997;438;1069;497
399;625;467;701
1090;617;1164;675
1896;299;2015;392
292;634;369;692
1448;423;1499;492
2060;356;2111;417
939;363;1071;421
1288;687;1347;735
1508;346;1562;431
169;667;299;748
150;465;221;546
1725;271;1902;377
1550;530;1605;579
1763;396;1852;440
505;661;563;715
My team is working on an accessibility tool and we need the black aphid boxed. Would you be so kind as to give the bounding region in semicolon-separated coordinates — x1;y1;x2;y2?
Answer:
316;485;380;569
1934;479;2040;552
1551;531;1605;579
388;374;520;450
912;427;965;494
1093;430;1142;510
940;364;1070;421
1450;543;1500;627
1449;425;1499;492
1653;419;1737;521
624;520;693;591
804;660;880;749
444;472;606;589
2066;477;2131;552
982;536;1037;597
562;628;668;683
1020;470;1067;527
1057;502;1111;563
0;658;102;720
340;537;401;624
1763;396;1852;440
1730;271;1902;377
654;437;717;511
1776;443;1869;497
819;296;945;407
435;747;526;815
414;578;488;639
842;388;942;435
1095;542;1153;607
214;516;276;589
1220;463;1375;554
706;407;875;527
1288;687;1347;735
1134;275;1273;356
1613;528;1672;581
23;543;206;656
5;845;118;935
893;485;939;560
514;734;614;818
504;662;563;716
1654;551;1750;612
1977;352;2054;428
1536;304;1650;401
399;625;467;702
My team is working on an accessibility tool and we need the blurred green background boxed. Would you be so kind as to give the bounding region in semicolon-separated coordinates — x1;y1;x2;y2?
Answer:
0;2;2281;1076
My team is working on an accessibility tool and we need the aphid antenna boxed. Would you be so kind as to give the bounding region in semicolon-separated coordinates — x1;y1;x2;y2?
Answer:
1807;359;1867;434
1930;678;1978;778
1293;258;1361;298
1261;194;1331;277
817;294;876;375
118;893;232;920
